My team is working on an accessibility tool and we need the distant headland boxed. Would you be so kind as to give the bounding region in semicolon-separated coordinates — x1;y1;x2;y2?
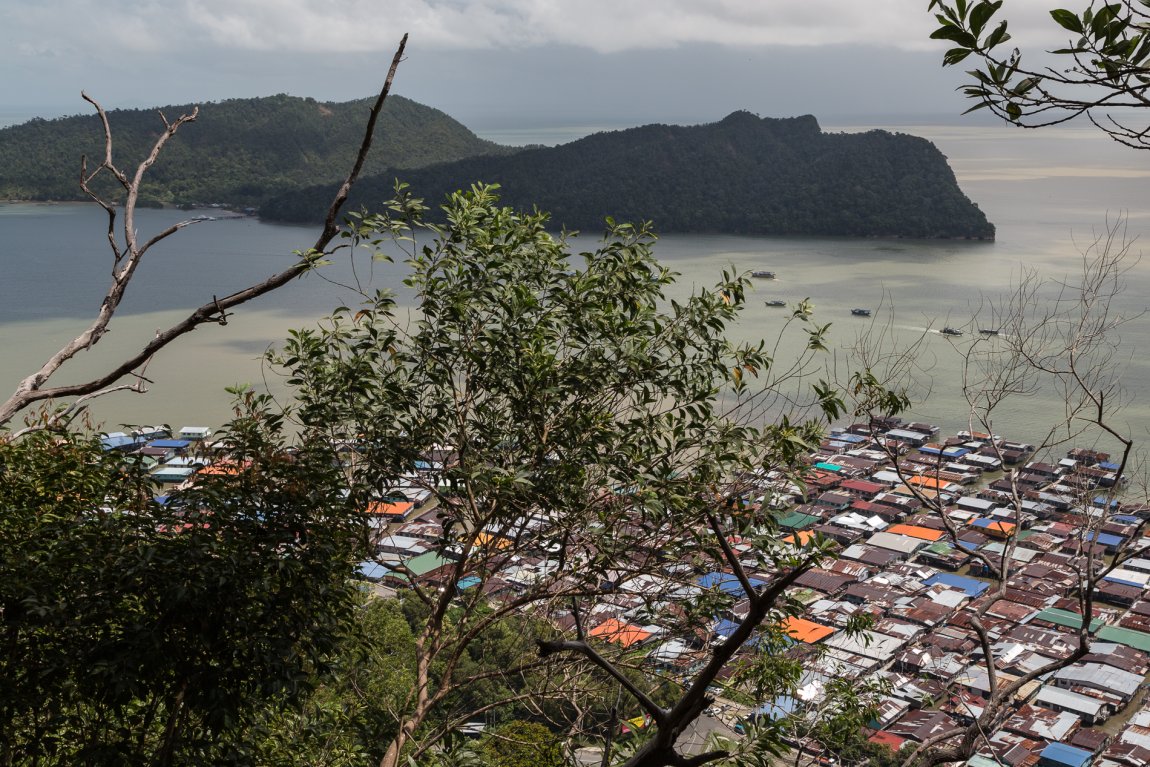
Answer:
0;97;993;240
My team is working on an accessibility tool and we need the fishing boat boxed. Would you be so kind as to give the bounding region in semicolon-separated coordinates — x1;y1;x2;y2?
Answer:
941;327;964;336
765;299;786;307
978;328;1000;336
850;308;872;317
751;270;776;279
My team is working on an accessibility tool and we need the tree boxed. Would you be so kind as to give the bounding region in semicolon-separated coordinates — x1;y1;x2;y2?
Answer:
926;0;1150;148
0;392;363;766
0;33;413;767
273;183;854;767
0;36;408;432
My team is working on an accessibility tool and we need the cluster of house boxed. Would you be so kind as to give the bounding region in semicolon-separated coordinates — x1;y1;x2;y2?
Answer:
100;425;217;485
104;416;1150;766
356;416;1150;766
739;419;1149;767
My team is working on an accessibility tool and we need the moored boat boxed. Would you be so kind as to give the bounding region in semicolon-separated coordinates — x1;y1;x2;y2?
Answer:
765;299;786;307
851;308;872;317
941;326;963;336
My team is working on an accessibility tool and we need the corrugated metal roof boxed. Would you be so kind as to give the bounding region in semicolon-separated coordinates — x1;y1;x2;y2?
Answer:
1096;624;1150;652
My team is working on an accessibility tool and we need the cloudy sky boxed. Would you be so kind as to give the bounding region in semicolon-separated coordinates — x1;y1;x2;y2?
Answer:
2;0;1065;133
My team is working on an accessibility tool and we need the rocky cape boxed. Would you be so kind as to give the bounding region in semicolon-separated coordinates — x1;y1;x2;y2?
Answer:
263;111;995;240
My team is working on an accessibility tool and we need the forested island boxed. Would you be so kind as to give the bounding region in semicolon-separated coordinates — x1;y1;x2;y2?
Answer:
0;94;510;207
1;97;993;239
264;111;995;239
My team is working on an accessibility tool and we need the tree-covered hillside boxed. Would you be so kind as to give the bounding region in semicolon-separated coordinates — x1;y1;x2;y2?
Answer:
0;94;512;207
264;111;995;239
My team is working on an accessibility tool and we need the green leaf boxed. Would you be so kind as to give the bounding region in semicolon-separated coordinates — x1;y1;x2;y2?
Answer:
944;46;974;65
970;0;1003;37
1050;8;1084;33
983;19;1011;49
931;25;979;48
1013;76;1041;95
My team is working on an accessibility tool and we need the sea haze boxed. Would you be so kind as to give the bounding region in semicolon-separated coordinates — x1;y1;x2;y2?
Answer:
1;119;1148;445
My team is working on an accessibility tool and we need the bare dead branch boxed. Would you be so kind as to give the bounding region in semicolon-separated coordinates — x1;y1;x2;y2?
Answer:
0;34;409;432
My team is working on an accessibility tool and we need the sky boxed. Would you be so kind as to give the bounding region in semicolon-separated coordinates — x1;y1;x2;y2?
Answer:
2;0;1068;133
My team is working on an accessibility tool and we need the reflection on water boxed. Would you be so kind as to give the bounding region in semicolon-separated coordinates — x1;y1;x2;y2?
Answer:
2;122;1149;453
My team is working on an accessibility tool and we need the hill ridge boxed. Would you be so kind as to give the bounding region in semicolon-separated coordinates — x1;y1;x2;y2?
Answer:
263;110;995;240
0;94;512;207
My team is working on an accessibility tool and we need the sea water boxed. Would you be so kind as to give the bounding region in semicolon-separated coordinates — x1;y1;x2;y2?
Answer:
1;121;1148;453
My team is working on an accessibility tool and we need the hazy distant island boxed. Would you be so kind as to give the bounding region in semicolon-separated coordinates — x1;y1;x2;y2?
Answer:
0;96;993;240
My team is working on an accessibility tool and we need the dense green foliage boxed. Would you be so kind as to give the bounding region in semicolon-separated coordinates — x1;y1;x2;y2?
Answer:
264;111;995;239
479;721;565;767
251;597;417;767
274;185;847;767
0;397;364;766
0;94;511;207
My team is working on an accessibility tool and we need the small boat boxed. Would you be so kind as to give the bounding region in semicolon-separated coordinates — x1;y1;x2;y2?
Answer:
850;308;872;317
765;300;786;307
751;270;776;279
978;328;1000;336
940;327;964;336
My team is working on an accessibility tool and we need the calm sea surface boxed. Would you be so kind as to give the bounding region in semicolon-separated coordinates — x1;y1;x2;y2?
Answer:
2;121;1149;454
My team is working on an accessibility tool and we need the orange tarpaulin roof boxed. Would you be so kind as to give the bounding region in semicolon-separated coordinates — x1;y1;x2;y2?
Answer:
782;530;815;546
781;616;836;644
972;518;1016;537
198;460;247;476
907;475;950;489
473;531;512;549
887;524;945;542
589;618;652;648
365;500;414;516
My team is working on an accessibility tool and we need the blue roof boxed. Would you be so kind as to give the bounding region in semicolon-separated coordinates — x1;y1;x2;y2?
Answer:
1038;741;1093;767
815;462;843;472
919;445;971;457
1085;531;1124;547
712;618;762;647
1099;461;1121;471
457;576;481;591
831;432;866;443
357;560;390;580
148;439;191;449
100;433;138;449
698;571;767;596
923;572;990;597
957;539;980;551
1113;514;1142;524
753;696;798;721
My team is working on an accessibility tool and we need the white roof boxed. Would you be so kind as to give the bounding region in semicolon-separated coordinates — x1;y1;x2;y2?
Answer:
866;531;926;555
823;629;905;661
1035;685;1106;717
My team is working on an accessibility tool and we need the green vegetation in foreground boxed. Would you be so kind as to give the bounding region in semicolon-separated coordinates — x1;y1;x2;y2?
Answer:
0;94;513;208
263;111;995;239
